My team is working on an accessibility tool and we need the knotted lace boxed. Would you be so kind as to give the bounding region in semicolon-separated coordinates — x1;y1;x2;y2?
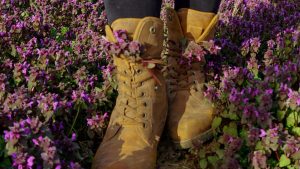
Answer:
103;30;165;127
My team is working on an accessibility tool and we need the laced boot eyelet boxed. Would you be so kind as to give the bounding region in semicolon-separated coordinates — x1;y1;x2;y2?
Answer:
143;123;147;128
142;113;146;118
137;69;142;74
154;86;159;91
143;102;147;107
141;92;145;97
149;26;156;34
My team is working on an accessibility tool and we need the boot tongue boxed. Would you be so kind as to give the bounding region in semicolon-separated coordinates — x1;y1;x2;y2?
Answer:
177;8;215;42
111;18;141;39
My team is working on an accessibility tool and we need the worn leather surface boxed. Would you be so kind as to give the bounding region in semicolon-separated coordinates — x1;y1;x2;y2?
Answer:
92;17;168;169
166;8;219;144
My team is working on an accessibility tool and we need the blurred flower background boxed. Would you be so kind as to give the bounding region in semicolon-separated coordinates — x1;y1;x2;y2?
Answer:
0;0;299;168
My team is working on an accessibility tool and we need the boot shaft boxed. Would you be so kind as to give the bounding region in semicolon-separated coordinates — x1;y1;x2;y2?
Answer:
106;17;164;60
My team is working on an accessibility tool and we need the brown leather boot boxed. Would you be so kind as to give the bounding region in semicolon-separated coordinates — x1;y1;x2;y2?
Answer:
92;17;168;169
166;8;219;149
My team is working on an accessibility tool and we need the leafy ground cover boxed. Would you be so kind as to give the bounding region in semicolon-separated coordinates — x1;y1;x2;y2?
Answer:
0;0;299;169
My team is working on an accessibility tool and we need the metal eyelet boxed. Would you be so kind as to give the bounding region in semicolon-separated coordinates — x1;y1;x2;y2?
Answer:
143;102;147;107
142;113;146;118
149;26;156;34
137;69;142;74
141;92;145;97
143;123;147;128
154;86;159;91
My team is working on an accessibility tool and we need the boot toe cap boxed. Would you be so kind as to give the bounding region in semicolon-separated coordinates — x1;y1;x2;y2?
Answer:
170;112;214;143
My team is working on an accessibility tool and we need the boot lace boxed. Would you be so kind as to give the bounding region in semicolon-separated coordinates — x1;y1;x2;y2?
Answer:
118;59;164;128
167;39;206;94
102;29;165;128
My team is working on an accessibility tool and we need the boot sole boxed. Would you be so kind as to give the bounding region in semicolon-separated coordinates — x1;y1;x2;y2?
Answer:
172;128;213;149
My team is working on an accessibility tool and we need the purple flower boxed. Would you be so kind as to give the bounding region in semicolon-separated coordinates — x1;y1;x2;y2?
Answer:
87;112;108;129
71;133;76;141
27;156;35;168
259;129;267;137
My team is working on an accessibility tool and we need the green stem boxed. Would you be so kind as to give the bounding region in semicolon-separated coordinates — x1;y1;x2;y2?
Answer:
68;106;80;136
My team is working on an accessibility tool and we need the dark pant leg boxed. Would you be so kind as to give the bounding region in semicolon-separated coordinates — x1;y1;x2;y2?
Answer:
104;0;162;24
175;0;222;13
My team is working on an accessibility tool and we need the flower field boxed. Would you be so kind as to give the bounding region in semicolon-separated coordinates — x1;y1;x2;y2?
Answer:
0;0;299;169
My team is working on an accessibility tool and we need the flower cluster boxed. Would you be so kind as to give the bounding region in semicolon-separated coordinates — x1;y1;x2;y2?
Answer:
0;1;113;168
100;30;144;61
193;0;300;168
0;0;299;168
179;40;221;65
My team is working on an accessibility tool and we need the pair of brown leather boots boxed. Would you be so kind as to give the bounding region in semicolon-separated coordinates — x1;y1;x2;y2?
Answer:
92;8;219;169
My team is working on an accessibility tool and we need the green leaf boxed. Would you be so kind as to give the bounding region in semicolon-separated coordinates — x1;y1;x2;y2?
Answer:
199;149;206;158
216;149;224;159
5;142;17;155
277;110;286;121
291;127;300;136
44;110;54;122
291;151;300;160
212;117;222;129
227;112;239;120
279;155;291;167
207;156;219;166
221;111;239;120
255;141;264;150
286;111;300;127
199;159;208;169
239;128;247;139
61;26;69;35
223;122;238;137
50;28;57;37
11;45;16;57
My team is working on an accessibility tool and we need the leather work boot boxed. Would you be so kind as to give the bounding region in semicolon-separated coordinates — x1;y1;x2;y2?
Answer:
166;8;219;149
92;17;168;169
